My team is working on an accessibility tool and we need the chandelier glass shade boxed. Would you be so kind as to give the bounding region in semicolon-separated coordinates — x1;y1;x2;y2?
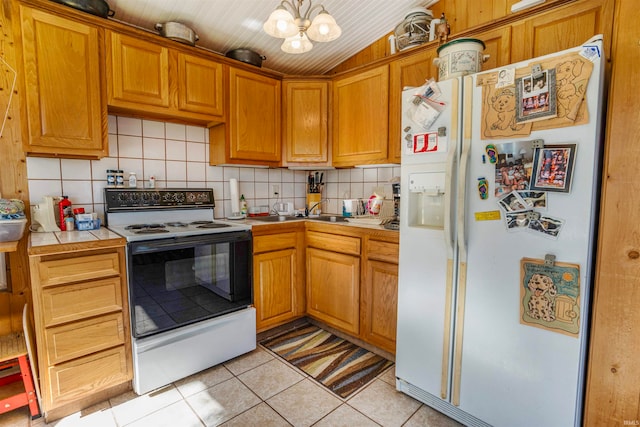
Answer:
263;0;342;54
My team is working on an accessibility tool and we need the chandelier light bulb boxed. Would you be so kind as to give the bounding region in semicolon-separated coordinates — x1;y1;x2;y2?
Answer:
264;0;341;53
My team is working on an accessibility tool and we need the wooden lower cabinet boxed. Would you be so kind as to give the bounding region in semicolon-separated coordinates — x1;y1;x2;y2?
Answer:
306;247;361;335
28;241;132;421
252;224;305;331
361;238;399;354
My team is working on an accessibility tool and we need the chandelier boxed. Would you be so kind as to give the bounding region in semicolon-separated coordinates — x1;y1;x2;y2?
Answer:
263;0;342;54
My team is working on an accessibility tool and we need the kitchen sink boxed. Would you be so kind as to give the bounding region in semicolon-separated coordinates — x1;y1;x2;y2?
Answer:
308;215;349;223
250;215;302;222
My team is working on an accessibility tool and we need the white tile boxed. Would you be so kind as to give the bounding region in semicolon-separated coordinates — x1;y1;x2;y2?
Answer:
92;181;107;204
315;404;379;427
166;122;186;140
143;159;166;183
223;167;240;181
326;182;338;198
254;182;268;199
254;169;269;182
239;181;255;199
143;137;166;159
175;365;234;399
363;168;378;183
350;168;364;182
338;182;351;199
220;402;289;427
108;134;118;157
206;166;224;182
268;168;282;182
62;181;94;205
211;182;224;202
186;125;206;142
166;140;187;161
281;169;294;182
110;386;183;426
118;135;143;158
166;180;187;188
28;180;62;204
27;157;60;180
119;158;144;178
143;119;165;138
186;162;206;181
49;400;117;427
378;167;393;182
237;359;304;400
266;379;342;427
294;182;306;198
117;116;142;136
91;158;118;180
239;168;255;182
404;405;464;427
281;182;294;198
186;377;261;426
338;169;351;181
326;169;339;183
393;166;401;178
347;379;421;427
166;161;187;181
108;115;118;134
186;141;206;162
350;182;364;199
223;348;274;376
61;159;92;180
125;400;202;427
294;170;309;183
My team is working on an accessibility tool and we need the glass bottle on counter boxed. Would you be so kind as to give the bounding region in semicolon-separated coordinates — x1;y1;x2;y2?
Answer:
128;172;137;188
240;194;248;216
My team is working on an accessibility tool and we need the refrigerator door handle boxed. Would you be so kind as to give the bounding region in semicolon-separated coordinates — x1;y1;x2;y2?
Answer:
451;75;474;407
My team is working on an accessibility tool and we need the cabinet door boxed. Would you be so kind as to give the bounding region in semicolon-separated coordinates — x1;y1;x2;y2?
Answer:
107;31;170;108
389;49;437;163
306;247;360;334
362;259;398;354
510;0;613;63
254;248;297;330
19;6;106;158
227;67;281;164
333;65;389;167
283;80;329;165
177;52;224;117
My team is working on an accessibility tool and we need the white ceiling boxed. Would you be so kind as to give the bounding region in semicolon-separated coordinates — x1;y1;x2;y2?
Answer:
104;0;439;75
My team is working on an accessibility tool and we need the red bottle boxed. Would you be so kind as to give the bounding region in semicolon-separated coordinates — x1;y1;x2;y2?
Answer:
58;196;72;231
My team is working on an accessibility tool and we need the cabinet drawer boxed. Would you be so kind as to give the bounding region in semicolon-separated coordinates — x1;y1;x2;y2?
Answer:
253;232;297;253
45;313;125;365
367;240;399;264
306;231;360;255
41;277;123;326
38;252;120;287
48;346;130;408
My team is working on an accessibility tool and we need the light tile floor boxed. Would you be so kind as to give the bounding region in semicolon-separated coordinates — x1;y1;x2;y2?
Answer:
3;347;462;427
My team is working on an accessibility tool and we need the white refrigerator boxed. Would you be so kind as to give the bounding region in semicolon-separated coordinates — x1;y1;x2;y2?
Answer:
396;36;605;427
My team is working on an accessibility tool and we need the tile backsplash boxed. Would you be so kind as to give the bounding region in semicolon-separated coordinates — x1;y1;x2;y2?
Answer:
26;115;400;220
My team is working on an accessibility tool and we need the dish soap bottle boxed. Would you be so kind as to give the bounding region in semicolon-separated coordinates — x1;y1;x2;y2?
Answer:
240;194;248;216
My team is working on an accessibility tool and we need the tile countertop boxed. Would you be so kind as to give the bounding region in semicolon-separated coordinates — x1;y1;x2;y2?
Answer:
28;228;126;256
241;216;399;232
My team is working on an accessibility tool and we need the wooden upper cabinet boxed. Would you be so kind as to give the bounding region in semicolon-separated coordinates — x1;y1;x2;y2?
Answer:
106;30;225;124
176;52;224;117
333;65;390;167
18;5;107;158
210;67;281;166
510;0;613;63
388;49;437;163
107;31;169;108
282;80;330;166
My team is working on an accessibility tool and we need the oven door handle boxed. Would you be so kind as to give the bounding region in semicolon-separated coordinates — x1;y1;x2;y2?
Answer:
129;231;251;254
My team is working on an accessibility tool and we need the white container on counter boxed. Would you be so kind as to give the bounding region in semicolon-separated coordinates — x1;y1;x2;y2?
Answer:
433;38;489;81
0;218;27;242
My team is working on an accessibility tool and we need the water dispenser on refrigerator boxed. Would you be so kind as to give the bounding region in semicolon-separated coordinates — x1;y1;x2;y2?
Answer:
407;171;446;228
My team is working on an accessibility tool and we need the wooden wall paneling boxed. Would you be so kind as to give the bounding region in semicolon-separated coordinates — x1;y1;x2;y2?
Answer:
0;0;31;335
584;0;640;424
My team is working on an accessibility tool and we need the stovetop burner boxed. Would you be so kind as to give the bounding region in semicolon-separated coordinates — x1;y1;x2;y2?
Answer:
190;221;214;225
165;222;189;227
125;223;166;230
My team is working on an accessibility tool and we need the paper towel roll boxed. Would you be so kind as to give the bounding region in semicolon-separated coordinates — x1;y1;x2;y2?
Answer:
229;178;240;215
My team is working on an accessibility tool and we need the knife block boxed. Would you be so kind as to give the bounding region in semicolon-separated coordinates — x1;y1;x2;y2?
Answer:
306;193;322;215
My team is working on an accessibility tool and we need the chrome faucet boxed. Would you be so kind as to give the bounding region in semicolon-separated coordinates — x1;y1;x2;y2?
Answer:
306;199;328;216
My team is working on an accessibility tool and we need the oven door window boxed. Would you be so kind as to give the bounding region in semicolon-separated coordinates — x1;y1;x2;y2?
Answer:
128;232;252;338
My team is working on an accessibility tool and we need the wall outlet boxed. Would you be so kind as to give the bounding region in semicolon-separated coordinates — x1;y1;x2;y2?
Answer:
272;184;280;198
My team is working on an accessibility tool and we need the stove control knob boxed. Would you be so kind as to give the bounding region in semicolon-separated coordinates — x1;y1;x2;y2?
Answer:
175;193;185;203
152;193;160;202
142;193;150;201
187;193;196;202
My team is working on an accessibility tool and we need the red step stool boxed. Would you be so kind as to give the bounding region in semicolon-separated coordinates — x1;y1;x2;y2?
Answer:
0;331;40;418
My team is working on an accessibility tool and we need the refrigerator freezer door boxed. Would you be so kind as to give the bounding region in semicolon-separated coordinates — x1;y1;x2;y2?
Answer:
455;39;604;427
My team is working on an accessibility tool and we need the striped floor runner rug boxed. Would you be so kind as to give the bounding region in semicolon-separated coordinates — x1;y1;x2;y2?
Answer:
260;323;393;399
